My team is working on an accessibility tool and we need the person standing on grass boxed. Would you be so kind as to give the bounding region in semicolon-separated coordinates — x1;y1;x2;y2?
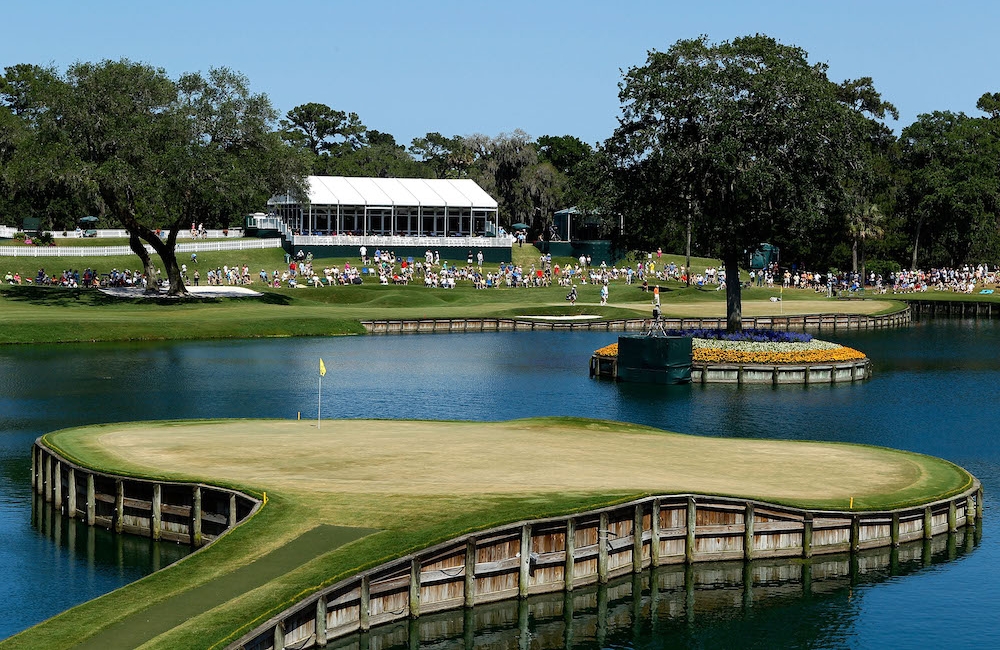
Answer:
600;281;609;305
193;270;200;286
477;250;484;267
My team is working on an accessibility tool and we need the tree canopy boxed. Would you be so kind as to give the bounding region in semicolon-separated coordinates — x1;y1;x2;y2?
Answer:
606;35;895;329
1;59;307;294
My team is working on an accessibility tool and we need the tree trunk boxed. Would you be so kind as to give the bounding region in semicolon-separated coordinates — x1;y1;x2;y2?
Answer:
127;232;159;293
910;217;922;270
724;250;742;332
859;239;867;291
851;238;858;274
140;226;187;296
685;209;692;288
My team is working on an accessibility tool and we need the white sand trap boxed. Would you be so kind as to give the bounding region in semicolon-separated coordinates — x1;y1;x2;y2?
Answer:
517;314;602;320
100;285;262;299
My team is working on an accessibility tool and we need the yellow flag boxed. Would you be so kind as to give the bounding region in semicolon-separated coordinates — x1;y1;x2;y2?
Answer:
319;358;326;377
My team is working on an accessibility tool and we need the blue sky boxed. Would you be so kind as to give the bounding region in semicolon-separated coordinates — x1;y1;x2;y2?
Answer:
4;1;998;147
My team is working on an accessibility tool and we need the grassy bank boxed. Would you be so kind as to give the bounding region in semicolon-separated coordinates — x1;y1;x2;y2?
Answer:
0;280;903;345
4;417;973;650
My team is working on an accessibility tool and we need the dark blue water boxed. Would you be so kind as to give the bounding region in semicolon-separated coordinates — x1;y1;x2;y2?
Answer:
1;319;997;646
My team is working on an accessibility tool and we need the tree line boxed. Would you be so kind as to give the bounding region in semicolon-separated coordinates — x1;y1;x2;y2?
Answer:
1;36;999;309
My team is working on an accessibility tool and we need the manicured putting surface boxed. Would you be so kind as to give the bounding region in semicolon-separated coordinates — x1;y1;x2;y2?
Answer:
52;418;972;511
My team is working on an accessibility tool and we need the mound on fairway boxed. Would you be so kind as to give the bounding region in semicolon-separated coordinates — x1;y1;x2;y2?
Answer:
18;417;972;650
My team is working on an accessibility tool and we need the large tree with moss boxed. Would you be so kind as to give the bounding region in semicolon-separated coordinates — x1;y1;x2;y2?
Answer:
3;60;307;294
606;35;894;330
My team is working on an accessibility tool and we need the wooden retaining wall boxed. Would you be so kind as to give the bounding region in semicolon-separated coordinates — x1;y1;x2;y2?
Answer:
361;308;910;335
590;357;872;385
231;482;981;650
320;529;978;650
907;300;999;319
31;441;260;547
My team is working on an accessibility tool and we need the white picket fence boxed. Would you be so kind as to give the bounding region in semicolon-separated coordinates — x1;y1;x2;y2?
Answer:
0;225;16;239
0;238;283;258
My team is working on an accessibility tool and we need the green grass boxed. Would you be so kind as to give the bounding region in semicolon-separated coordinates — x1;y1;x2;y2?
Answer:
3;417;973;650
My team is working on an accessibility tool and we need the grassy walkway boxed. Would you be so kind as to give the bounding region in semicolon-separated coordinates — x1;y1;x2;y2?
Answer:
74;525;372;650
5;417;973;650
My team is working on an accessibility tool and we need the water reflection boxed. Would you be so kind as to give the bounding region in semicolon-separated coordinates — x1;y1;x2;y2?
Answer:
30;494;191;582
336;529;979;650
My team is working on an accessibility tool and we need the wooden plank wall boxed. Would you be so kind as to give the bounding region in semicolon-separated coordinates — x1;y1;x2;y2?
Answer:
362;308;911;336
236;480;982;650
33;442;259;548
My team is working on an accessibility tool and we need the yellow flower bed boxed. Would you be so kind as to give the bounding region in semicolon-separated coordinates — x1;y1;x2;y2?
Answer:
594;340;866;364
594;343;619;358
691;346;866;364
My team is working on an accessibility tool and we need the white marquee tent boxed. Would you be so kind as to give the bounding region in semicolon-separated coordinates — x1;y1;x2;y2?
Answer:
269;176;500;238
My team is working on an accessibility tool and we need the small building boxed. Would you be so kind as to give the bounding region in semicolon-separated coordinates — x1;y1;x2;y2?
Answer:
538;207;623;264
266;176;510;262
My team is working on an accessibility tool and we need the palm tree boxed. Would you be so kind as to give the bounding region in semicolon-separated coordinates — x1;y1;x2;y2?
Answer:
849;201;885;289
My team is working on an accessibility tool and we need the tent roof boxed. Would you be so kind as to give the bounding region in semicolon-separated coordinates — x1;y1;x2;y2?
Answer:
269;176;498;210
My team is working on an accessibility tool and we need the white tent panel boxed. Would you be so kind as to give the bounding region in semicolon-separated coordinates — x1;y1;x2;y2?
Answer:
375;178;421;206
276;176;499;210
395;178;446;207
307;177;342;205
450;179;499;209
424;180;473;208
342;177;392;207
321;176;366;205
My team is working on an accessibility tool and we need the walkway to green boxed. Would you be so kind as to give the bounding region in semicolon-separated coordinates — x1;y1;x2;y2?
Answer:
75;525;373;650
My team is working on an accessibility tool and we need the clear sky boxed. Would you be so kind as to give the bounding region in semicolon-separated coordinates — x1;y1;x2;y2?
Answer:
4;1;998;147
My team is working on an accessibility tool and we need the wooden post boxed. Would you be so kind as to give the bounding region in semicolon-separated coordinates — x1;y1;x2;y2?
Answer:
923;506;933;540
890;512;900;547
67;468;77;518
152;483;162;541
633;505;644;573
360;574;371;631
31;446;37;494
802;515;813;559
34;448;43;495
45;454;53;503
86;473;95;525
685;497;696;564
948;500;957;533
598;513;609;584
115;479;124;534
409;557;421;619
966;495;976;527
316;596;328;646
192;486;202;546
564;519;575;591
464;538;477;607
273;621;284;650
977;488;984;521
743;503;754;561
650;499;661;567
850;515;860;552
519;524;531;598
229;493;237;528
54;461;63;511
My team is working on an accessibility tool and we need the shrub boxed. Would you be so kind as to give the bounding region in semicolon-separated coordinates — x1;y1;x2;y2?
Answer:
35;231;55;246
13;231;26;242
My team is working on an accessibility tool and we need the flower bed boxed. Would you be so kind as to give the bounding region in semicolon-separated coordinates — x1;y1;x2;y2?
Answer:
593;335;866;364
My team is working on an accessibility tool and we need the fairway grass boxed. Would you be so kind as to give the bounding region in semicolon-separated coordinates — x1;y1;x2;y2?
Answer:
9;417;973;650
0;281;902;345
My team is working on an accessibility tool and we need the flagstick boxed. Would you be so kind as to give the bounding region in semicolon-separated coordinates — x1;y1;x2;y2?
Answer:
318;374;322;429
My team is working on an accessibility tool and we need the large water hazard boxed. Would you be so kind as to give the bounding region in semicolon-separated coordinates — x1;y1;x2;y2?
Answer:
1;319;998;646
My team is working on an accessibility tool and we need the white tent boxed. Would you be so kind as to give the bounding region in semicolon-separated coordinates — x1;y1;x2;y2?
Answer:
269;176;499;238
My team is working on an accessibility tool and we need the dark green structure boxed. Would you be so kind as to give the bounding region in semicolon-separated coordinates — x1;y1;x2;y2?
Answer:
616;335;693;384
749;243;780;270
